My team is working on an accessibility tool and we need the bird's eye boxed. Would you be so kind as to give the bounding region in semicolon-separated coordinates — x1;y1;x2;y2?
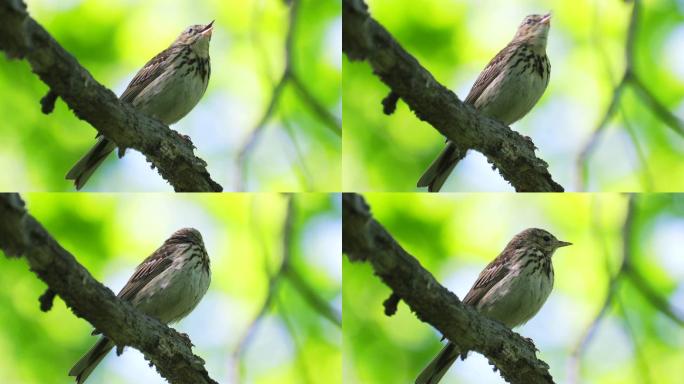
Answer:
543;235;551;242
526;18;535;25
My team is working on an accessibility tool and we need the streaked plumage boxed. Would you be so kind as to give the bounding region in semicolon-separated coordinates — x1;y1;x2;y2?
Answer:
68;228;211;384
66;22;214;190
417;14;551;192
415;228;571;384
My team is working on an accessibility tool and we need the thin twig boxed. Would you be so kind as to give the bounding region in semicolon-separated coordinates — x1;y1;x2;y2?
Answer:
630;75;684;138
231;195;295;382
286;265;342;327
615;290;653;384
620;106;654;191
290;73;342;135
236;73;291;190
282;117;315;190
276;294;313;384
250;0;277;84
567;194;635;384
625;267;684;326
576;70;629;191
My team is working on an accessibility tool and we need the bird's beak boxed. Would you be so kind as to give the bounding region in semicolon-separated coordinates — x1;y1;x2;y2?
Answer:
540;13;552;25
200;20;214;37
556;240;572;248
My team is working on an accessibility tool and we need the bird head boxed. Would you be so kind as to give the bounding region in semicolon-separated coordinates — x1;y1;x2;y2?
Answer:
511;228;571;256
174;21;214;57
513;13;551;51
167;227;205;247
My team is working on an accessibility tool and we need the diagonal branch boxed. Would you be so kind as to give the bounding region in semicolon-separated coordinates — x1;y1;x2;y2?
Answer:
342;0;563;192
285;265;342;327
0;0;222;192
342;193;555;384
0;193;217;384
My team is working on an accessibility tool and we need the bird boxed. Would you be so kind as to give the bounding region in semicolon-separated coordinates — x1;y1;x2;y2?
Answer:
415;228;571;384
417;13;551;192
66;22;214;190
68;228;211;383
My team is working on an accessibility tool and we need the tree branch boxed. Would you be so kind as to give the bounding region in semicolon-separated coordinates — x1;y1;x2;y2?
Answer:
0;193;217;384
342;193;555;384
342;0;563;192
285;264;342;327
0;0;222;192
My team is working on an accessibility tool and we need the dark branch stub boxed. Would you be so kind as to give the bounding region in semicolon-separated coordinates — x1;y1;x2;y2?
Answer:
40;90;58;114
383;292;401;316
382;91;399;115
39;288;57;312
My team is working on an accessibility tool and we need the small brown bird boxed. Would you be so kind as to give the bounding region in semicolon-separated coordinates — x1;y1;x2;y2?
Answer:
66;22;214;190
68;228;211;383
417;14;551;192
415;228;571;384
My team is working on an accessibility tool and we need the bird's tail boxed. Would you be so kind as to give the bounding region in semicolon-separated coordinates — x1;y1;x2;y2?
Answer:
415;341;460;384
68;336;114;384
65;136;116;190
417;142;465;192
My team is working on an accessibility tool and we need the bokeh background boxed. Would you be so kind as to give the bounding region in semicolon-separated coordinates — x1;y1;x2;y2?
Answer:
343;0;684;192
0;193;341;384
0;0;341;192
343;193;684;383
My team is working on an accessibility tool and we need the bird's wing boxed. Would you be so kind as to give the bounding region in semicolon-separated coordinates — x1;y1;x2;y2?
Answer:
116;245;181;301
463;43;518;105
119;47;176;103
462;254;511;306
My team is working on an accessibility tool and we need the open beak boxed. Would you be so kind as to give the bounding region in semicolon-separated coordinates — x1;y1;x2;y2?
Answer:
200;20;214;37
540;13;552;25
556;240;572;248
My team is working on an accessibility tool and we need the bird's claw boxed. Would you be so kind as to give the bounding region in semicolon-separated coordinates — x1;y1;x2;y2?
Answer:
179;332;195;348
180;134;196;149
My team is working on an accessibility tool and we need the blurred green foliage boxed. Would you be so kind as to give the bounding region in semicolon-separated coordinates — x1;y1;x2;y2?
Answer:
0;192;341;384
343;0;684;192
343;193;684;383
0;0;341;192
